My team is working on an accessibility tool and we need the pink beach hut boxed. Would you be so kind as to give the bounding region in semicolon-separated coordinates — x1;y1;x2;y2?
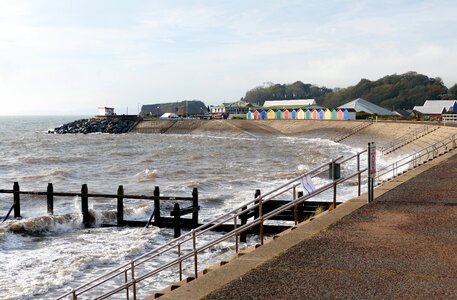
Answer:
337;109;344;120
253;110;260;120
311;109;318;120
283;109;290;119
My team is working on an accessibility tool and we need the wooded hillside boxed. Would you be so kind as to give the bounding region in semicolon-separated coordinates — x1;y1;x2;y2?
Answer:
241;72;457;109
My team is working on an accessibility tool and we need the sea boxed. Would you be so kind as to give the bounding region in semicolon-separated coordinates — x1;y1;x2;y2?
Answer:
0;116;394;299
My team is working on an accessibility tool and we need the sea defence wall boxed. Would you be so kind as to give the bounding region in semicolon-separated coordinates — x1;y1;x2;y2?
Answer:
131;119;457;154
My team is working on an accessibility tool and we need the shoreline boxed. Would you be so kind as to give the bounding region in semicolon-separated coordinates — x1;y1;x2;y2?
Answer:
153;137;457;300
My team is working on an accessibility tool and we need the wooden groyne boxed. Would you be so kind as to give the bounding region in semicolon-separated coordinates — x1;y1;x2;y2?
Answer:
0;182;333;238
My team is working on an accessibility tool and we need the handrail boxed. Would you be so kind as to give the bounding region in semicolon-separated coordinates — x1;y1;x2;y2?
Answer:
333;122;372;142
57;151;368;299
376;134;457;182
380;125;438;155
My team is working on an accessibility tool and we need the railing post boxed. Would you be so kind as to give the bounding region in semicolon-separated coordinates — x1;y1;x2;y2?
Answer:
259;197;264;246
357;153;361;196
178;243;182;281
234;215;238;253
173;203;181;238
192;187;198;227
81;184;89;227
47;183;54;215
72;288;77;300
13;182;21;218
117;185;124;227
332;161;337;209
192;229;198;278
297;191;304;223
154;186;161;226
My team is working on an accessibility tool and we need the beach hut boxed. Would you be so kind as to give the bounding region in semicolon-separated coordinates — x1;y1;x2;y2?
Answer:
331;109;338;120
319;109;325;120
275;109;283;119
246;111;253;120
291;109;297;119
260;110;267;120
283;109;290;119
253;110;260;120
311;109;318;120
324;108;331;120
337;109;344;120
305;109;311;120
267;109;275;119
297;108;305;120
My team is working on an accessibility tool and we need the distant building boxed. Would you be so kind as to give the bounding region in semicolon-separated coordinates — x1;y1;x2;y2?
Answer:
262;99;317;109
413;100;457;117
141;100;207;116
338;98;395;116
98;106;115;116
209;100;253;119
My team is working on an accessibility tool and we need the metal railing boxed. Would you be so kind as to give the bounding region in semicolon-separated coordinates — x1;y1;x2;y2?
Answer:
56;150;368;299
376;134;457;183
380;125;438;155
333;122;373;142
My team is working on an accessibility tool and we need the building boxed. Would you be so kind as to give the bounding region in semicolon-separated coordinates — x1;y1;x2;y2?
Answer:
338;98;395;116
262;99;317;109
98;107;115;116
209;101;253;119
413;100;457;117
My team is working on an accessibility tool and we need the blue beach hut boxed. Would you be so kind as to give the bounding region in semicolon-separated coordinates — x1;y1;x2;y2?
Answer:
260;110;267;120
343;109;349;120
319;109;325;120
291;110;297;119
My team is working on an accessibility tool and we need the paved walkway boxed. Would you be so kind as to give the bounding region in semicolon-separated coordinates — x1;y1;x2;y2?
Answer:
158;151;457;300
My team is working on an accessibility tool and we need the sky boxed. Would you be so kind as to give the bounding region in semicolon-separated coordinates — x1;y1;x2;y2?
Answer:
1;0;456;115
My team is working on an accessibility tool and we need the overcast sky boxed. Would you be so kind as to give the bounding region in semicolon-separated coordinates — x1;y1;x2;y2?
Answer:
1;0;456;115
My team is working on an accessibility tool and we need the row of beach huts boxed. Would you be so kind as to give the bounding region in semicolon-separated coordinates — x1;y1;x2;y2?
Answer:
246;108;356;120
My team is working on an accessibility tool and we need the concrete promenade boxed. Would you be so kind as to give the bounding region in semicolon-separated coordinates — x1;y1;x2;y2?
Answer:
158;150;457;299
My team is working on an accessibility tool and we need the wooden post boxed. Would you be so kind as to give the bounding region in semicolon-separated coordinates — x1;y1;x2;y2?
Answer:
154;186;161;226
173;203;181;238
192;188;198;227
81;184;89;227
47;183;54;215
13;182;20;218
240;205;248;242
297;191;304;223
254;189;261;220
117;185;124;226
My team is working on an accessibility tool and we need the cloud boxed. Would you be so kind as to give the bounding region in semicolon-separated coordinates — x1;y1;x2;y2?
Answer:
0;1;457;114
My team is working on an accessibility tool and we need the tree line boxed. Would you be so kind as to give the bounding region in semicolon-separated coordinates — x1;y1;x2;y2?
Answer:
241;72;457;110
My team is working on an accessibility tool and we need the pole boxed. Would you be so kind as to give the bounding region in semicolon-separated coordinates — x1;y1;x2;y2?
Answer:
154;186;161;226
368;142;376;203
13;182;20;218
192;188;198;227
117;185;124;226
47;183;54;215
81;184;89;227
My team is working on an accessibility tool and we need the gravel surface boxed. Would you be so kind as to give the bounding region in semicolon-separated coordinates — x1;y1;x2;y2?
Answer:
206;154;457;299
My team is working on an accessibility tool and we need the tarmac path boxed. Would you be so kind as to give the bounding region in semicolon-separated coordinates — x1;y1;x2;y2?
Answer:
203;151;457;299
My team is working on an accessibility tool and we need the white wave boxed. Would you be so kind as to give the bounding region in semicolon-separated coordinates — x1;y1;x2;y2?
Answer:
134;168;158;182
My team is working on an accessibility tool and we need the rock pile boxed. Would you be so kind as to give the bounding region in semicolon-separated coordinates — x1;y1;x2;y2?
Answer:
52;118;135;134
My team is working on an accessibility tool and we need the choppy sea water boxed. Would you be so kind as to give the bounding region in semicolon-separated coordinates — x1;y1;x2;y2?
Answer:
0;116;393;299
